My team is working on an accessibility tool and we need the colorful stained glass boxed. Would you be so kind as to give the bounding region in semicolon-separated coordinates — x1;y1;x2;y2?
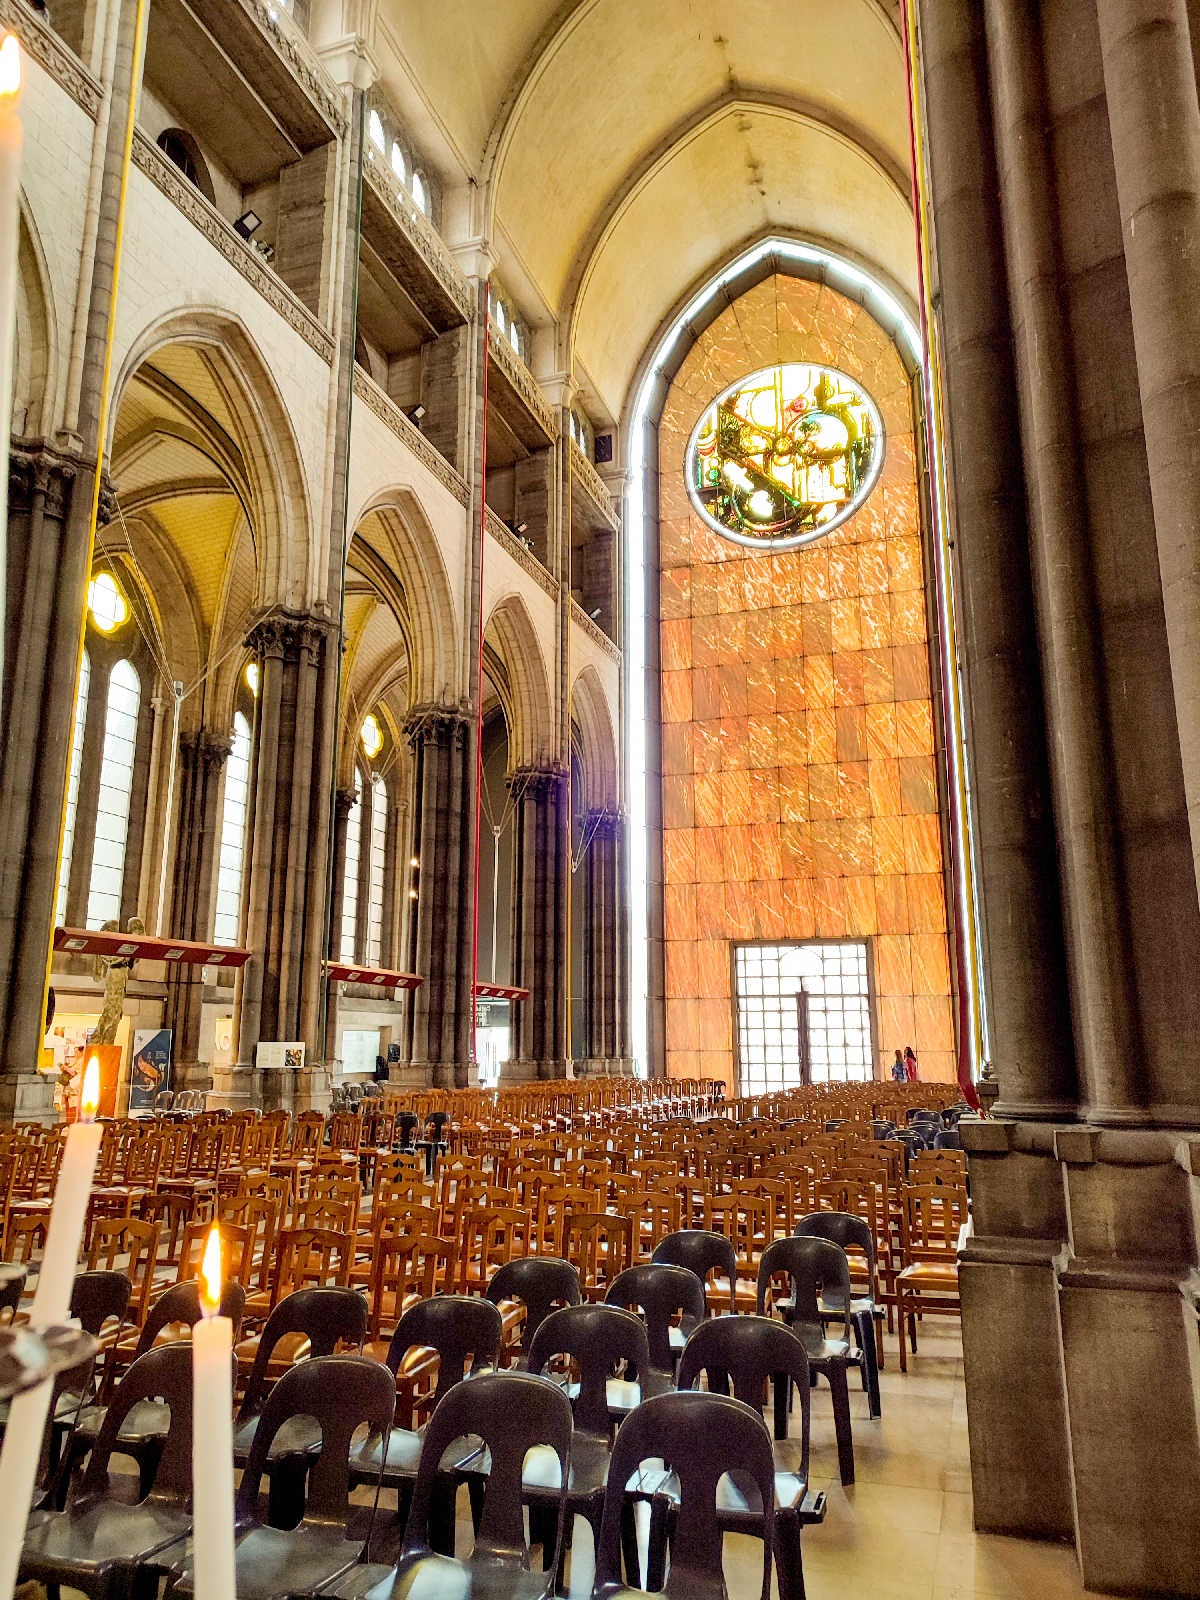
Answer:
687;363;883;550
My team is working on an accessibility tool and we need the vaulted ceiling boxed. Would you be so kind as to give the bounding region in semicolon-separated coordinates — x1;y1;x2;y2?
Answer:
374;0;914;420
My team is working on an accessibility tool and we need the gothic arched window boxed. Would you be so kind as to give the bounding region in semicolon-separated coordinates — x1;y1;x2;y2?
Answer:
367;772;387;965
86;658;141;927
56;650;91;925
213;710;252;944
340;780;362;961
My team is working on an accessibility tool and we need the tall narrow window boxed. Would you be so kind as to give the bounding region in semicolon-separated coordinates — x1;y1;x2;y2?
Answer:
56;651;91;925
213;712;252;945
412;170;427;214
367;774;387;965
368;109;385;152
340;781;361;960
86;659;140;928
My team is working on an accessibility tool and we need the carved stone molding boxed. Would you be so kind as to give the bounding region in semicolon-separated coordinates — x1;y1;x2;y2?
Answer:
403;703;471;750
242;0;345;134
569;598;622;665
132;133;336;365
484;506;558;600
352;367;470;507
244;610;333;660
9;439;77;520
507;763;569;803
571;440;620;531
181;730;234;772
585;806;626;840
2;0;101;116
335;787;358;822
362;161;471;322
490;327;558;441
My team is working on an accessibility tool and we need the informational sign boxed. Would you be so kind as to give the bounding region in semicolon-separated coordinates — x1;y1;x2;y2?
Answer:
256;1041;305;1070
130;1028;172;1113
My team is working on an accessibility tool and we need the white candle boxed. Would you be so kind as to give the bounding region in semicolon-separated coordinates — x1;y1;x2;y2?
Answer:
192;1226;236;1600
0;1054;102;1600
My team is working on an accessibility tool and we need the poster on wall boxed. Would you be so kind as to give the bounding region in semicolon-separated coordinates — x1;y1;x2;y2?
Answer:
130;1029;172;1113
256;1041;305;1070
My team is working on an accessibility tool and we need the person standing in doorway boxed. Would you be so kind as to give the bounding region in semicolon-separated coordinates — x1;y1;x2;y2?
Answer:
905;1046;919;1082
892;1048;906;1083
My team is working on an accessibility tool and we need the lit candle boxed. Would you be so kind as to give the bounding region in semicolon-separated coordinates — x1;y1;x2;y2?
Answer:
0;1056;103;1599
192;1225;236;1600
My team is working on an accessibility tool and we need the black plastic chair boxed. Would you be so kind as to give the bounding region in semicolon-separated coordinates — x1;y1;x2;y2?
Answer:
592;1389;777;1600
395;1113;419;1150
757;1237;855;1485
795;1212;883;1419
651;1229;737;1314
0;1264;25;1321
20;1343;211;1600
485;1255;581;1367
604;1262;705;1384
416;1112;450;1175
234;1286;370;1526
164;1355;396;1600
43;1271;133;1499
676;1315;826;1600
323;1369;575;1600
527;1302;652;1583
62;1278;246;1502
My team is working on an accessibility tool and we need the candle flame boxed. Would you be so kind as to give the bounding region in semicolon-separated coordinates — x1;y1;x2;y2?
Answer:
200;1224;222;1315
81;1057;100;1120
0;36;20;98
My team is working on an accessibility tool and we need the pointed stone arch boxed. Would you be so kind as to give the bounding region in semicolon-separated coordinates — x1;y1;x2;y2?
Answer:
350;492;459;706
485;592;554;770
14;199;57;439
571;662;618;810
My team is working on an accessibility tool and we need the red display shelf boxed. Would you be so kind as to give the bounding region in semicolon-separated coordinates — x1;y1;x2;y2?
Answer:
325;962;424;991
474;982;530;1002
54;927;252;967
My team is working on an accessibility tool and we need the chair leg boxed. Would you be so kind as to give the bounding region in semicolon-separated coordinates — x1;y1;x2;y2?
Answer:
897;1287;908;1373
774;1509;806;1600
828;1359;855;1486
853;1309;881;1420
644;1496;672;1592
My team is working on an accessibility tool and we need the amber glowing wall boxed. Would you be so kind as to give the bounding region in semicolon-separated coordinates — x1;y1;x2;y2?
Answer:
656;274;956;1088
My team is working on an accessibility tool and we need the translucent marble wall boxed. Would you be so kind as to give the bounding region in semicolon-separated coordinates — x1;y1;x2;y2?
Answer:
657;274;956;1088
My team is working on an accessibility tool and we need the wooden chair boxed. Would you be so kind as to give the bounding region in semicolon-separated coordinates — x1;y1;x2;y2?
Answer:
896;1184;968;1371
565;1212;633;1301
264;1226;353;1311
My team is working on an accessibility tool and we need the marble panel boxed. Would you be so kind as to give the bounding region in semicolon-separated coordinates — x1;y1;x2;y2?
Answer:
746;767;779;824
690;614;719;667
862;647;895;705
692;522;736;567
879;430;916;488
693;774;721;828
720;768;751;824
662;828;697;883
775;660;805;711
875;933;913;995
869;757;902;818
665;939;698;999
781;875;816;938
814;875;849;938
858;540;889;595
693;720;722;773
661;669;693;724
743;607;774;663
841;817;874;875
724;825;753;882
853;495;886;545
696;997;733;1051
860;592;893;648
778;766;810;822
731;280;781;366
695;827;725;883
718;717;749;769
751;822;782;881
657;425;686;476
663;882;698;941
834;651;864;707
903;814;943;875
661;723;694;776
897;699;935;757
836;706;868;763
745;662;777;716
666;1048;701;1079
693;665;720;721
913;992;955;1052
831;596;863;651
662;775;695;830
776;273;821;330
661;617;692;671
875;873;910;934
917;1049;956;1082
695;938;731;998
774;605;803;659
802;600;833;656
658;477;691;529
691;564;719;617
717;561;745;614
748;715;777;769
872;814;907;875
660;566;692;620
781;820;814;878
777;710;808;766
752;878;787;939
811;819;843;877
714;615;744;666
724;881;757;938
719;663;748;719
892;642;931;702
828;546;860;599
912;932;952;996
806;707;836;766
845;874;879;936
890;587;927;643
805;654;835;709
866;702;899;759
743;556;776;611
698;1048;733;1086
899;754;938;815
887;536;923;594
696;882;726;938
884;482;920;536
907;872;947;932
880;993;916;1054
800;548;831;603
665;997;700;1052
838;761;872;818
809;763;838;819
772;552;804;606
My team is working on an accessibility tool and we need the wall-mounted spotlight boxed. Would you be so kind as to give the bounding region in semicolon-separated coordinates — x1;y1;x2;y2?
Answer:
233;210;262;240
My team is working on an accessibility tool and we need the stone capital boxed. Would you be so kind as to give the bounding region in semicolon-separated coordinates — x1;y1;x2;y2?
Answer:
403;702;471;751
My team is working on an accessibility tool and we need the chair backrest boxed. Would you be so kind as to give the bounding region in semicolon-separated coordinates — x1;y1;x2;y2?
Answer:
238;1286;369;1422
135;1277;246;1357
605;1263;705;1370
651;1229;738;1306
87;1217;161;1322
386;1295;503;1409
485;1256;581;1358
756;1236;852;1342
236;1354;396;1526
0;1264;25;1319
81;1343;217;1503
677;1313;811;1482
594;1390;775;1600
795;1210;878;1302
400;1370;572;1584
271;1227;353;1303
528;1302;650;1435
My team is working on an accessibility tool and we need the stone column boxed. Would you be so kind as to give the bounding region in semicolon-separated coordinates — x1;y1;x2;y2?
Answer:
163;731;230;1090
581;807;632;1075
404;706;474;1088
507;765;569;1080
322;787;356;1063
1096;0;1200;898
